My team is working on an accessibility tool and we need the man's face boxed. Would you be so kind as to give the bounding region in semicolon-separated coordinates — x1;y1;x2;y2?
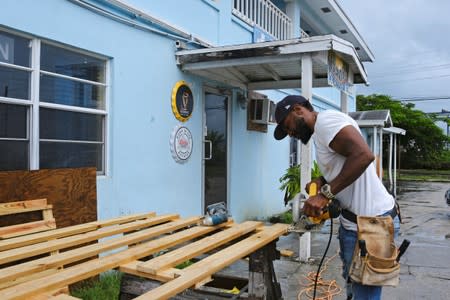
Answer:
282;106;313;144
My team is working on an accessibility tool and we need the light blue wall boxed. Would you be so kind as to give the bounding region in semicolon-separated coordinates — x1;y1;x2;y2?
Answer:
0;0;358;222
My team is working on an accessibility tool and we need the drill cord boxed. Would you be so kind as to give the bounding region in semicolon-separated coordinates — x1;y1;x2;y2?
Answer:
313;219;333;300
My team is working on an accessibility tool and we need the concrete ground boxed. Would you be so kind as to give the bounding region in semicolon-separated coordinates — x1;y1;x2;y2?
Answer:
272;181;450;300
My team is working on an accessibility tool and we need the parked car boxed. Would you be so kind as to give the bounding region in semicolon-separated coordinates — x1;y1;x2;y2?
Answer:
446;188;450;206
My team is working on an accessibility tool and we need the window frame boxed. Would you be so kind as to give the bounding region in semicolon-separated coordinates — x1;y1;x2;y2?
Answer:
0;28;109;175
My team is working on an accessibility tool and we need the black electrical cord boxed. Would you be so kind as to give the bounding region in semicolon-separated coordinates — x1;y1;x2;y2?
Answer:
313;219;334;300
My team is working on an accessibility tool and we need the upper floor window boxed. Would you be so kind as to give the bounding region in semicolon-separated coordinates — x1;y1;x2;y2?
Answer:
0;29;108;174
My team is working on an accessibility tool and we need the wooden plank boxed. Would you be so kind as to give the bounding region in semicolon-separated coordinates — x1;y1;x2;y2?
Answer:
93;212;156;227
0;217;225;300
48;295;81;300
135;224;289;300
0;199;49;216
0;268;59;290
0;219;56;239
137;221;262;275
120;261;182;282
0;214;179;265
0;217;207;284
0;212;155;251
0;168;97;229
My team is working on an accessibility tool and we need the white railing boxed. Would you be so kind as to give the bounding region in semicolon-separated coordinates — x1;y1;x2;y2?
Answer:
232;0;292;40
300;28;310;38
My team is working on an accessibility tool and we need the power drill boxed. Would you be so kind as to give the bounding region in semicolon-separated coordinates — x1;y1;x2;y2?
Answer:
306;182;341;225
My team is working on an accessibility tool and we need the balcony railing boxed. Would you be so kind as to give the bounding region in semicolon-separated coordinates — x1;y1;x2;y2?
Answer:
233;0;292;40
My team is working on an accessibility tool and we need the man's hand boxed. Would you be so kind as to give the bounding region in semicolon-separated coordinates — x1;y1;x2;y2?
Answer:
303;194;329;217
305;178;325;195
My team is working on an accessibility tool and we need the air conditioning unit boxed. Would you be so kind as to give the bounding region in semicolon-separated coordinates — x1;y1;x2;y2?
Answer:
250;98;276;124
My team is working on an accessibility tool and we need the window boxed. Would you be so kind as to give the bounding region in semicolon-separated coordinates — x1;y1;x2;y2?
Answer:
0;29;108;174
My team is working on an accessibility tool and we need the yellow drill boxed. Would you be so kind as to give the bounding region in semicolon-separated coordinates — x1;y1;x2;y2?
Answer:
306;182;340;225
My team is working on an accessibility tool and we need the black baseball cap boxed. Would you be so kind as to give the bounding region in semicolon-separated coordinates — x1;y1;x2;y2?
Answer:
273;95;309;140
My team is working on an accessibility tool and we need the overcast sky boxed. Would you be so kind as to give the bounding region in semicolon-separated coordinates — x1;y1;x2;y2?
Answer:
338;0;450;117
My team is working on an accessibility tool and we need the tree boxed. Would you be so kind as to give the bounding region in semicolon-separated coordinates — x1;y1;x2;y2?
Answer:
357;94;450;169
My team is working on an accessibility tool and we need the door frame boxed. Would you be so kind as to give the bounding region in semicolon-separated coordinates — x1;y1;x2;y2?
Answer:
201;86;232;214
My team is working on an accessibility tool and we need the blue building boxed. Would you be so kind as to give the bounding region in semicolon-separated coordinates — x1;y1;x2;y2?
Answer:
0;0;373;222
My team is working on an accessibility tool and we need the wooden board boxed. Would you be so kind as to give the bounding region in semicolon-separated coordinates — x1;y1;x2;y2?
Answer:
0;212;156;252
134;224;288;300
0;168;97;228
137;221;262;275
0;199;50;216
0;213;288;300
0;214;178;265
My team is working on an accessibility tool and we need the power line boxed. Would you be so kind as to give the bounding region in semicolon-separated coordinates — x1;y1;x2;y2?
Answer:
374;73;450;84
370;63;450;78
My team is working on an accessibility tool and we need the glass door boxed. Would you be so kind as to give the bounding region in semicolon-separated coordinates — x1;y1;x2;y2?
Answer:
203;90;229;212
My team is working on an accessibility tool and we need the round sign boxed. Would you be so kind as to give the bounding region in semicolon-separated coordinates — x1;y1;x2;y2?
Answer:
171;80;193;122
170;125;193;163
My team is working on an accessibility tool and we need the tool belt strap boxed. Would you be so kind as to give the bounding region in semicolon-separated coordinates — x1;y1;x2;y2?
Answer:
341;206;397;224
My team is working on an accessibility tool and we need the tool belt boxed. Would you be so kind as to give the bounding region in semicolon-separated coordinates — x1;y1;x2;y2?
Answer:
341;206;397;224
349;216;400;286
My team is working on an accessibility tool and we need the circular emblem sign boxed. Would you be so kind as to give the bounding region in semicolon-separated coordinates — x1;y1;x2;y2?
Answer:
171;80;193;122
170;125;193;163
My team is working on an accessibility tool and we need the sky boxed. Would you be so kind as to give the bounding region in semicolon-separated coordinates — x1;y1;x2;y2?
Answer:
337;0;450;123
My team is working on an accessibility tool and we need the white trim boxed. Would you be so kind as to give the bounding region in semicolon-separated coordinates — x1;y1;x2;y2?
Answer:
0;137;28;141
30;38;40;170
40;139;103;144
0;61;33;72
0;97;31;105
104;59;111;177
41;39;110;61
39;102;107;115
40;70;107;86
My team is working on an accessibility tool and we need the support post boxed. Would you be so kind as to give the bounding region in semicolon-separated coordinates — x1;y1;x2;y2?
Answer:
299;53;313;262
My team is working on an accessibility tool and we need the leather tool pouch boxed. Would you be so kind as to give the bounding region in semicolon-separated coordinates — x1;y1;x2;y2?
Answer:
349;216;400;286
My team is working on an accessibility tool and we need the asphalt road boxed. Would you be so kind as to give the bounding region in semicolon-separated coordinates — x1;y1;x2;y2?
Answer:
275;181;450;300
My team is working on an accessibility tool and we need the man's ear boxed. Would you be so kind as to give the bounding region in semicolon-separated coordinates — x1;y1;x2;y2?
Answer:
292;104;303;114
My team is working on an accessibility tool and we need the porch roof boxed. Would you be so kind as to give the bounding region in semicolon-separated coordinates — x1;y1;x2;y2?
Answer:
348;110;392;127
175;35;368;90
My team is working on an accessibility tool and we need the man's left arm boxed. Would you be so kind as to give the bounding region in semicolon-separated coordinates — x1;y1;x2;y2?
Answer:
327;125;375;195
303;125;374;217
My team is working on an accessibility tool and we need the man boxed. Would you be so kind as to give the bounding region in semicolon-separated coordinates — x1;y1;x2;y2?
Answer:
273;95;399;300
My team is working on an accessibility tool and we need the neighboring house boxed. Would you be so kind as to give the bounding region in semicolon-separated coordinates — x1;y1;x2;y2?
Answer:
0;0;373;222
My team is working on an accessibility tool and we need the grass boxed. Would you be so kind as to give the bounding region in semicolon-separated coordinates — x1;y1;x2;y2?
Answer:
395;169;450;182
71;271;122;300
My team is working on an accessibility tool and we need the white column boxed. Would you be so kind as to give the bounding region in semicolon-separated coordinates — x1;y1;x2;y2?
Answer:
379;128;383;180
299;53;313;262
340;91;348;113
285;0;301;38
300;53;312;185
30;39;40;170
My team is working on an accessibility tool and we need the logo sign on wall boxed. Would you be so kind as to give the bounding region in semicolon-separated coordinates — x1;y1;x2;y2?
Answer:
170;125;193;163
327;51;352;94
171;80;193;122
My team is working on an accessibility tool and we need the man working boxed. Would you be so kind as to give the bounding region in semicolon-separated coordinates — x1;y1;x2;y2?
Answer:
273;95;400;300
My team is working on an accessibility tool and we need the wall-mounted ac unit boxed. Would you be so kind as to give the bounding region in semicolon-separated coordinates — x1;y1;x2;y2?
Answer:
250;98;276;124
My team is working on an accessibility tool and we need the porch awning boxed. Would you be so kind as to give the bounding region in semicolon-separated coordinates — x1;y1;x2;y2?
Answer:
348;110;392;127
175;35;368;90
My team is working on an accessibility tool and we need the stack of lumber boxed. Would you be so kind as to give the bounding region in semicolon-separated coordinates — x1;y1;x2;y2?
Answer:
0;212;288;300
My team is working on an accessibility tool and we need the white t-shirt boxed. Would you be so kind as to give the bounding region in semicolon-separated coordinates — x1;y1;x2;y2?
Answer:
312;110;395;231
